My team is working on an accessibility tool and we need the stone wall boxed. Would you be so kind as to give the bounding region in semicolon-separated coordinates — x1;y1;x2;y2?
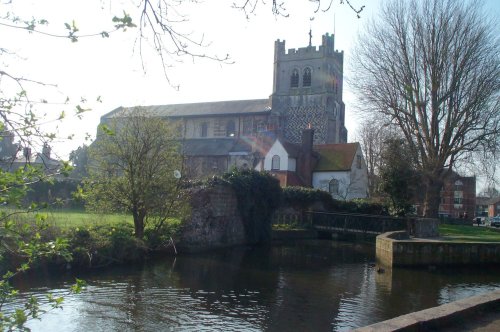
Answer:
178;184;246;252
407;217;440;237
377;231;500;267
354;290;500;332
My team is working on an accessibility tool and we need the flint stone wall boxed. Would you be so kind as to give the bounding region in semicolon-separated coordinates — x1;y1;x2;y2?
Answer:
179;184;246;252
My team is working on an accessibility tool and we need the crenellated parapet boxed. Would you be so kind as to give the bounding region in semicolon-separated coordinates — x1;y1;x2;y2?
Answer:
274;33;344;61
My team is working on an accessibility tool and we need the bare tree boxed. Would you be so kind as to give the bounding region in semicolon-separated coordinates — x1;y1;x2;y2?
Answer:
354;118;400;197
350;0;500;217
233;0;365;18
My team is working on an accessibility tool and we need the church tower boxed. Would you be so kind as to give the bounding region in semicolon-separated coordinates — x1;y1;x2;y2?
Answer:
270;32;347;145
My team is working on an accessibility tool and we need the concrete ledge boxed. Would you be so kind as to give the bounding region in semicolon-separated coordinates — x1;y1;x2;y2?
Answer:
353;289;500;331
376;231;500;267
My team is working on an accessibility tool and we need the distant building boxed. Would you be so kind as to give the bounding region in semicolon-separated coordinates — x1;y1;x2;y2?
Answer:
486;197;500;217
475;197;490;218
0;144;61;175
98;33;367;198
437;173;476;218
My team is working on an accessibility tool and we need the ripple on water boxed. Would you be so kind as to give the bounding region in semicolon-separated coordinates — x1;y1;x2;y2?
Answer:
4;241;500;331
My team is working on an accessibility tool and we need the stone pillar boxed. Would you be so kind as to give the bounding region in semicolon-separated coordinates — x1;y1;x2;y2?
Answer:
407;218;440;238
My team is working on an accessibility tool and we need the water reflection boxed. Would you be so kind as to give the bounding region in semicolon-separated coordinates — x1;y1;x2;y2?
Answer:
7;240;500;331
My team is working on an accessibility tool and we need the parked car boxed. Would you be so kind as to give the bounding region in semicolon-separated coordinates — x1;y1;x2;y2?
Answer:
491;216;500;227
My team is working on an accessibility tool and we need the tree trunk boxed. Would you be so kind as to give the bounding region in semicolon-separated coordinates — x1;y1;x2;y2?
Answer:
422;175;443;218
132;208;145;239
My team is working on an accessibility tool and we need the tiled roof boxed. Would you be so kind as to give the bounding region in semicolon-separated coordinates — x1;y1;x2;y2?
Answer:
102;99;271;119
181;138;252;156
281;141;302;158
313;143;360;171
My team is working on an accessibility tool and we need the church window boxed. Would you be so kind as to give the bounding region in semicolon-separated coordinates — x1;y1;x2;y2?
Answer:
303;67;312;87
226;120;236;137
200;122;208;137
356;155;362;169
271;155;280;170
329;179;339;194
454;180;463;191
290;69;299;88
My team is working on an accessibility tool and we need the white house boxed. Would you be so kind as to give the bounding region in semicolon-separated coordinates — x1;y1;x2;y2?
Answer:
312;143;368;200
257;129;369;200
255;137;307;187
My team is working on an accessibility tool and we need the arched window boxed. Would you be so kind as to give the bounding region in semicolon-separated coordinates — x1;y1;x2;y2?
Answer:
303;67;312;87
271;155;280;170
226;120;236;137
290;69;299;88
200;122;208;137
329;179;339;194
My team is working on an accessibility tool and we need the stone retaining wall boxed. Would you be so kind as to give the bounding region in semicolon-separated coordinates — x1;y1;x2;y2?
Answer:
353;289;500;331
377;231;500;267
178;184;246;252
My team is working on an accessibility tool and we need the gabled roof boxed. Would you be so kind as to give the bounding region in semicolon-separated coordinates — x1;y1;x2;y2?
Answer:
313;142;360;172
102;99;271;119
281;141;302;158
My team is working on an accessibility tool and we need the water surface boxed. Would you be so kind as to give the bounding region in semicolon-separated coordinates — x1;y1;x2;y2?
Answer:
9;240;500;331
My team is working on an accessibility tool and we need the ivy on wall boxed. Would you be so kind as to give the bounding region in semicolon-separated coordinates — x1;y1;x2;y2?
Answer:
209;169;282;244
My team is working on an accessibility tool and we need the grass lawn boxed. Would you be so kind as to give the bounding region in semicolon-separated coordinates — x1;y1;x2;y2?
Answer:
2;208;133;229
439;224;500;242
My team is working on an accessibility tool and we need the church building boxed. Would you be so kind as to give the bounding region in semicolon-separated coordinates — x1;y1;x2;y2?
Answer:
100;33;367;199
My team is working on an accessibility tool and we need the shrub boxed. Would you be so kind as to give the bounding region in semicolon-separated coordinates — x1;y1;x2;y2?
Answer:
67;222;145;268
144;219;181;249
282;186;389;215
282;186;333;210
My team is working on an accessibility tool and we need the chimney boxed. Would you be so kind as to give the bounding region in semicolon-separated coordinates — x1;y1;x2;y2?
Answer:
300;127;315;187
301;126;314;152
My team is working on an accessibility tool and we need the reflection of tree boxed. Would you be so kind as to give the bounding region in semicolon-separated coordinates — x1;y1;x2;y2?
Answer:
10;244;500;330
320;171;366;201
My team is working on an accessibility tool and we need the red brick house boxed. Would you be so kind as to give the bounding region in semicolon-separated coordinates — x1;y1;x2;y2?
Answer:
437;173;476;219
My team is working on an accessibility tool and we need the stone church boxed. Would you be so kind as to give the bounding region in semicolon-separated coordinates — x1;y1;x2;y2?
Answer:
101;33;367;198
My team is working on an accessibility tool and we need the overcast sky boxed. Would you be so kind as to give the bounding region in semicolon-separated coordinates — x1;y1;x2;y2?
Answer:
2;0;499;172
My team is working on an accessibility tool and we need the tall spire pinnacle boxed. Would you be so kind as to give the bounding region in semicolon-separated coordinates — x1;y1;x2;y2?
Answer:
308;28;312;47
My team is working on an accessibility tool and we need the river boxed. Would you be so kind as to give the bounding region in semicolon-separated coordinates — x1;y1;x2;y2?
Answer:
8;239;500;331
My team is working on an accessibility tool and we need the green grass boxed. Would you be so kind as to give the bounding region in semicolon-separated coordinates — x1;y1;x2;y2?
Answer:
439;224;500;242
2;208;133;229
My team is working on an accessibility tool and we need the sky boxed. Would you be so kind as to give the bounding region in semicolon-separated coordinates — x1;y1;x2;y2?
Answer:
1;0;500;184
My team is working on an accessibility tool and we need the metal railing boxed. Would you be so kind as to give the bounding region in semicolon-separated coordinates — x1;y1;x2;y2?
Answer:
306;211;407;235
